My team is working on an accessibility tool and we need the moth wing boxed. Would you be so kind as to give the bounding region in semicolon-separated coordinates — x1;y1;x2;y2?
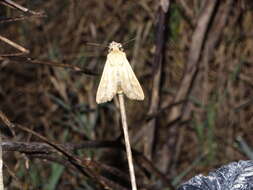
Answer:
96;55;118;104
120;54;144;100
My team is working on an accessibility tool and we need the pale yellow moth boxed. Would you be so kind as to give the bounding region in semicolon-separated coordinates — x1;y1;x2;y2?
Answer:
96;41;144;104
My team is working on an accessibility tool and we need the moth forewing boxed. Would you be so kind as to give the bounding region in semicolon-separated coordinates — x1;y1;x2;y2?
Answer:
96;56;118;104
120;54;144;100
96;41;144;104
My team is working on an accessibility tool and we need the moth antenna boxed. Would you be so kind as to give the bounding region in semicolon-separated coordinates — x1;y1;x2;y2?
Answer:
122;37;137;46
84;42;108;48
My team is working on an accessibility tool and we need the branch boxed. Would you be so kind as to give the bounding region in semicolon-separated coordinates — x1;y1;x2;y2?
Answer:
0;14;46;24
0;56;99;76
27;154;129;190
1;141;119;154
0;0;44;16
118;93;137;190
144;0;170;160
0;35;29;54
169;0;219;122
14;124;121;190
182;0;234;121
0;110;173;189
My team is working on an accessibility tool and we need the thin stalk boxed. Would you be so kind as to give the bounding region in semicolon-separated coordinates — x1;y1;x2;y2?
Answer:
118;93;137;190
0;134;3;190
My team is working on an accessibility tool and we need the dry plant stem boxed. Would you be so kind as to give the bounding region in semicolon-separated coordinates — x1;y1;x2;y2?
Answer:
15;124;114;190
1;140;175;187
2;0;29;12
0;56;98;76
0;15;46;24
169;0;218;122
0;134;3;190
118;93;137;190
145;1;169;160
0;35;29;53
1;0;43;15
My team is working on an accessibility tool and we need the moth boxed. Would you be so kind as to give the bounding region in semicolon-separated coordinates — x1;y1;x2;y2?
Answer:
96;41;144;104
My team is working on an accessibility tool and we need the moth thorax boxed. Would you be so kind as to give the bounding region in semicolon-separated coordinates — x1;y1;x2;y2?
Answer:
116;70;123;93
117;85;123;94
108;41;123;52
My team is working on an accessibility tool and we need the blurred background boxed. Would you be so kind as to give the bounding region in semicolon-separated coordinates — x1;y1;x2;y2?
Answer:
0;0;252;189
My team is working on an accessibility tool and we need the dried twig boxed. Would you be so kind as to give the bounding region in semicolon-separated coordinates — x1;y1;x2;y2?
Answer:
14;124;120;190
0;111;15;137
183;0;234;121
1;116;127;190
145;0;170;159
0;56;99;76
0;35;29;54
0;14;46;24
169;0;218;122
1;141;120;153
0;134;3;190
0;110;12;189
177;0;194;21
1;0;44;15
158;0;219;176
118;93;137;190
1;139;174;189
26;154;128;190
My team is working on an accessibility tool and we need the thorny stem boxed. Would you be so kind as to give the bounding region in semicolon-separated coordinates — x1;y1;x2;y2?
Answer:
118;93;137;190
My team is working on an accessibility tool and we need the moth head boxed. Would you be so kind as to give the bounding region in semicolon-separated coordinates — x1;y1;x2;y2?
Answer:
108;41;123;52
